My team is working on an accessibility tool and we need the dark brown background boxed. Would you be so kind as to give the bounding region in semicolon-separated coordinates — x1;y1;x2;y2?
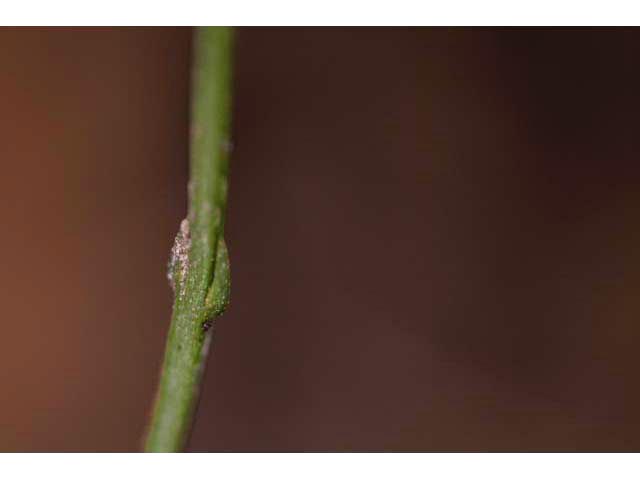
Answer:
1;28;640;451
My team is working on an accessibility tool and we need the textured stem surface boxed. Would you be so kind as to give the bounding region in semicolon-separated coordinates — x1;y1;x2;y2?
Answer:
145;26;233;453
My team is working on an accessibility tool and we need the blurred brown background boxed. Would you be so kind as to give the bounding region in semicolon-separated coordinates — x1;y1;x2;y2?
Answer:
1;27;640;451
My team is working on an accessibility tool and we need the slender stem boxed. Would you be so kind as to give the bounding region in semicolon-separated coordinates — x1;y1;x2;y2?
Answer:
145;26;234;453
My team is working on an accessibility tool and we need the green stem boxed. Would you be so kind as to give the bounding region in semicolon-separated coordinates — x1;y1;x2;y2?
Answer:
144;26;234;453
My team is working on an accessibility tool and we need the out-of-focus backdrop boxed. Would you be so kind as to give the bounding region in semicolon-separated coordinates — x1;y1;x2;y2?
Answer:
1;28;640;451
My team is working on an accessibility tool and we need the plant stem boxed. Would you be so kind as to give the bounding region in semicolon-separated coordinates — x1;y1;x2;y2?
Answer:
144;26;234;453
